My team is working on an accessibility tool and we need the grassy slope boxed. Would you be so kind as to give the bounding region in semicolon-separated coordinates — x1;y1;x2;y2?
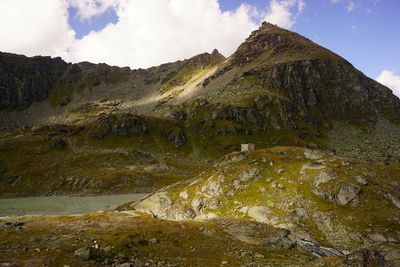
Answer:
0;212;314;266
139;146;400;251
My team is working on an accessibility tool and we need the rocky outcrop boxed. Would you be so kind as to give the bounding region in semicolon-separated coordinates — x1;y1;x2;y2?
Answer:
163;128;186;148
130;147;400;259
250;59;400;123
312;169;363;206
0;52;70;109
202;21;400;127
112;118;148;137
0;52;134;110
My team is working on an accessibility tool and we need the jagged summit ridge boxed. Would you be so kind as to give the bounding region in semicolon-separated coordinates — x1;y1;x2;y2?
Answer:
198;21;400;124
225;21;347;71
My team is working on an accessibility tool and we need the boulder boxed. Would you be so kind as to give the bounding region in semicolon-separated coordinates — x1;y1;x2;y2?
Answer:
179;191;189;199
74;247;92;261
204;198;220;210
293;208;308;220
216;152;247;166
247;206;280;225
112;118;147;137
182;205;196;218
302;162;326;170
304;149;335;160
336;183;362;205
355;176;368;186
342;249;387;266
313;169;337;187
237;168;260;182
52;137;67;149
164;128;186;148
191;197;205;213
201;180;223;197
59;97;71;106
297;239;343;258
132;192;172;218
3;221;24;228
379;245;400;266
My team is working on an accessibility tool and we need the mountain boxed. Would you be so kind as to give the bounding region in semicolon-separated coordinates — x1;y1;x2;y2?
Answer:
1;22;400;197
1;21;400;266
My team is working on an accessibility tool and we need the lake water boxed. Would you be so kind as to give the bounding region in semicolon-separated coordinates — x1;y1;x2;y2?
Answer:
0;193;147;217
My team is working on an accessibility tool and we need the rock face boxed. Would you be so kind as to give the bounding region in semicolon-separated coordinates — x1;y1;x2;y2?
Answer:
312;169;362;205
0;52;70;109
205;22;400;124
0;52;134;111
112;118;147;137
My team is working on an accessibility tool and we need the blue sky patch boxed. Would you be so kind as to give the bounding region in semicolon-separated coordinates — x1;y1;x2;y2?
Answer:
68;6;118;39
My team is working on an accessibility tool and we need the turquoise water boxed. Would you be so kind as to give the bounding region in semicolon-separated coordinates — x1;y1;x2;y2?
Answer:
0;194;147;217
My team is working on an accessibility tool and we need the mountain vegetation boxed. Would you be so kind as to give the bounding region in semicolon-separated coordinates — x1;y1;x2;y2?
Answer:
0;22;399;266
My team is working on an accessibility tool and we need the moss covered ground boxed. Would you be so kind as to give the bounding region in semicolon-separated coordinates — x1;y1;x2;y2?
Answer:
0;212;314;266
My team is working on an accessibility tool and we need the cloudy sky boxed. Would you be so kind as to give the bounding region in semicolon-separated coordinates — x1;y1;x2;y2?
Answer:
0;0;399;96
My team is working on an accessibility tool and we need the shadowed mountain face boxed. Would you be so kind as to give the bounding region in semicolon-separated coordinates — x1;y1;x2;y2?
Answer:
198;22;400;123
0;53;70;110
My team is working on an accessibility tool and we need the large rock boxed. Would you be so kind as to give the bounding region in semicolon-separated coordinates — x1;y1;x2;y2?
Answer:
132;192;172;218
191;197;205;213
379;245;400;266
204;198;221;210
313;169;337;187
304;149;335;160
164;128;186;148
336;183;362;205
245;206;288;227
112;118;147;137
74;247;93;261
219;219;294;249
296;239;343;258
355;175;369;186
238;168;260;182
201;180;223;197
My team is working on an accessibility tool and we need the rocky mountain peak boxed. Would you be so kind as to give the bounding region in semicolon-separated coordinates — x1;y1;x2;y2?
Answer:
224;21;345;70
251;21;280;35
184;49;225;69
211;48;222;57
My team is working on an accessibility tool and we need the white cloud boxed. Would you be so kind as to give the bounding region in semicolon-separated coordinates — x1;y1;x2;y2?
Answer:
0;0;75;58
66;0;260;68
264;0;305;29
376;70;400;98
67;0;120;21
0;0;306;69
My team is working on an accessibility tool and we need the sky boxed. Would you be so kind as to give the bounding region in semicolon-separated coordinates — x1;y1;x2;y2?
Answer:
0;0;399;96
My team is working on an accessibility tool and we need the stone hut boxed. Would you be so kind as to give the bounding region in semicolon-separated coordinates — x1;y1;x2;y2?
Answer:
241;143;255;152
